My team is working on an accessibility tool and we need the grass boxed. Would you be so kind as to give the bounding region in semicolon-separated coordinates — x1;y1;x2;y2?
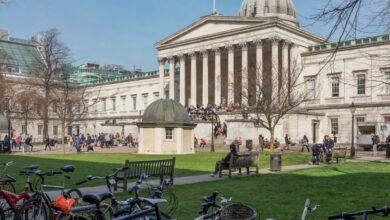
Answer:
142;162;390;219
0;152;310;191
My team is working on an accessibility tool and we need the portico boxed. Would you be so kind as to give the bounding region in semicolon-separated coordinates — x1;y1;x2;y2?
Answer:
156;15;323;107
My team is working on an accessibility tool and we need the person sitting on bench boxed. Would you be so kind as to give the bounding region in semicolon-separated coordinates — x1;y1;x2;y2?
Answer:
210;143;238;177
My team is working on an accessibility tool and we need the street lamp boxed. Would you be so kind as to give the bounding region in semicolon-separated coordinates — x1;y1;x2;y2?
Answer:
350;102;356;158
210;111;215;152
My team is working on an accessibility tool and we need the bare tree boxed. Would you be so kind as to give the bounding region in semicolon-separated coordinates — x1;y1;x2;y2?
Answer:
239;58;305;149
11;89;41;135
29;29;70;139
51;74;94;154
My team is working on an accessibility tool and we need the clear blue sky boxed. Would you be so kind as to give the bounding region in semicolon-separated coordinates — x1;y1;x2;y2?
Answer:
0;0;328;71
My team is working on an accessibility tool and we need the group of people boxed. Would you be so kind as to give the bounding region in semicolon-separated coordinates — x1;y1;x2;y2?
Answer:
0;134;34;153
186;104;221;121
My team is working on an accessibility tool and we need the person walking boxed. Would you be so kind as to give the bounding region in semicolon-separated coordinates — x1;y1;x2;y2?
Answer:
258;134;264;150
372;133;380;157
284;134;291;151
44;136;51;151
24;135;33;152
301;135;310;152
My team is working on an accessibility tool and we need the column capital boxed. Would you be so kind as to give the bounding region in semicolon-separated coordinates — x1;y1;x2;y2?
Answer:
240;42;248;51
167;56;175;62
158;57;165;65
188;52;197;58
225;43;234;51
270;35;281;44
200;50;209;57
254;38;263;46
282;40;291;49
178;54;186;61
212;47;221;54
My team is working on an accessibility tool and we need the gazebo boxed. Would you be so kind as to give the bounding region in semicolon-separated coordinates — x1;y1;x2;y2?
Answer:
137;99;196;155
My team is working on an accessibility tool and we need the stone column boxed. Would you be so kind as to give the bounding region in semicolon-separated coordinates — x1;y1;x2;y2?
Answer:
202;50;209;105
169;57;175;100
241;43;248;106
158;58;165;99
190;52;197;106
282;41;289;83
256;39;263;98
179;55;186;105
214;48;221;105
272;38;279;91
227;45;234;104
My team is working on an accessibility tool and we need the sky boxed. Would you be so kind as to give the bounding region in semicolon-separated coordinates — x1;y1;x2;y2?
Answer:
0;0;330;71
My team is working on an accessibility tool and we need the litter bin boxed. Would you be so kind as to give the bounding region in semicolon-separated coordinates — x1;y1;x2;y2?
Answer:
270;153;282;171
246;140;253;151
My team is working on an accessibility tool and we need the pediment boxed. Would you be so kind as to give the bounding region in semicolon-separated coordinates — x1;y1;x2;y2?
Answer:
156;16;266;48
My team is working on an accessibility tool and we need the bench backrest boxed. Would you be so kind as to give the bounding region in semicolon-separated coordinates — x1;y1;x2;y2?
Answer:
125;157;176;179
230;152;260;168
333;148;347;156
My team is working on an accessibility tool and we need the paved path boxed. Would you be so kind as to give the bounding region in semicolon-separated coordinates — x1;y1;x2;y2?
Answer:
46;163;317;199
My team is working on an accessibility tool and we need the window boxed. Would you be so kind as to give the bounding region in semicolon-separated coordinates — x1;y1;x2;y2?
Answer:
92;99;98;112
111;97;116;111
386;72;390;94
67;126;72;135
331;77;340;97
102;98;106;112
356;117;365;123
84;100;89;113
132;95;137;110
52;101;57;113
330;118;338;135
154;92;160;101
121;96;126;111
53;126;58;136
385;116;390;124
305;79;315;99
38;125;43;135
143;94;148;108
165;128;174;140
357;74;366;95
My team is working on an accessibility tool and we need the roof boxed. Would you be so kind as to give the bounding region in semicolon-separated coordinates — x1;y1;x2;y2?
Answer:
308;33;390;52
142;99;191;124
0;40;40;74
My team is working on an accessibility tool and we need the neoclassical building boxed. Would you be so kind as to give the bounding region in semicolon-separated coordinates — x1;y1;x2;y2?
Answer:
2;0;390;146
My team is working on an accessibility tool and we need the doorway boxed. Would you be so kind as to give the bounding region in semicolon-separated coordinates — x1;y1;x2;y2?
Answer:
312;121;320;143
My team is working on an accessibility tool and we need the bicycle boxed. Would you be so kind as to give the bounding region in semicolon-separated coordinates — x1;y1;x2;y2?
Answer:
14;165;82;220
328;205;390;219
0;164;40;220
194;192;231;220
265;198;319;220
0;161;16;193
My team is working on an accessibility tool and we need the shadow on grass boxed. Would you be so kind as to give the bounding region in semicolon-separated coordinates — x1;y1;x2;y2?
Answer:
163;162;390;219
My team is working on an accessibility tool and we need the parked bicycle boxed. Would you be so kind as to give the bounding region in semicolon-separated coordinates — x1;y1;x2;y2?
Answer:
194;192;231;220
14;165;82;220
0;162;16;194
265;198;318;220
328;206;390;220
0;163;40;220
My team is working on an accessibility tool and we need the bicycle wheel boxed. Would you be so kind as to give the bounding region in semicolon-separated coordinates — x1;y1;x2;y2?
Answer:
14;198;48;220
135;211;172;220
0;206;5;220
73;203;113;220
1;182;16;194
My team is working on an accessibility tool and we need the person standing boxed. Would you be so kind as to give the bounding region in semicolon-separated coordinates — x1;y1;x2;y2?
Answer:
333;134;338;148
372;133;380;157
258;134;264;150
284;134;290;151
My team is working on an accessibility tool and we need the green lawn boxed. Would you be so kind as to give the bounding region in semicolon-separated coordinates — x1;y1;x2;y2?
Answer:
148;162;390;219
0;152;310;191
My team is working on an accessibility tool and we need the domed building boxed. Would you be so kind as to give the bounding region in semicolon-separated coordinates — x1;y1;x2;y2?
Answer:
239;0;298;26
137;99;196;154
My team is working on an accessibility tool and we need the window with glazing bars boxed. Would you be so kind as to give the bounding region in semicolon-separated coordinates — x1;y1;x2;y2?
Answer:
330;118;338;135
331;77;340;97
306;79;315;99
357;74;366;95
165;128;173;140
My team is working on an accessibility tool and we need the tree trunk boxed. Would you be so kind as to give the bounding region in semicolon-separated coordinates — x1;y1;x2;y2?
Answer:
270;128;275;150
43;87;50;140
61;123;66;155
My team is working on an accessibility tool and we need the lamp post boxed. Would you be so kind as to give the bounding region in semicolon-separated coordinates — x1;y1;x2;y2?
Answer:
350;102;356;158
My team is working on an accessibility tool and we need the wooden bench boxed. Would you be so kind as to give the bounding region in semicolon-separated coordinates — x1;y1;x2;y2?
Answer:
219;152;260;177
333;147;347;163
114;157;176;192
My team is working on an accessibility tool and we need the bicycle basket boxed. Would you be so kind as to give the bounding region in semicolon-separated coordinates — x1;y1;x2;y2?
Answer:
219;203;257;220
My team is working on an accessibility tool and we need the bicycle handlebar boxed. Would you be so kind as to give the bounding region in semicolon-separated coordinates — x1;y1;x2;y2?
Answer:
76;167;128;188
328;206;390;219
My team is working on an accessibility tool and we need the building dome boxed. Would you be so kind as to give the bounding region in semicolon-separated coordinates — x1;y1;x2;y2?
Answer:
239;0;297;25
0;114;11;132
142;99;191;124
